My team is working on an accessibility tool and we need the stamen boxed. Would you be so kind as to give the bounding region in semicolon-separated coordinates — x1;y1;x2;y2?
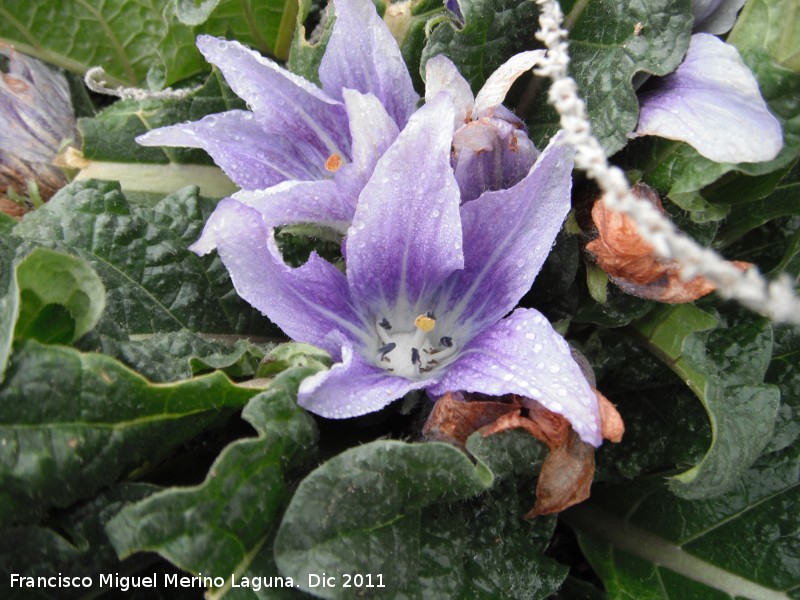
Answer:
411;347;420;365
379;318;392;330
426;311;435;319
414;314;436;333
440;336;453;348
325;153;342;172
378;342;396;359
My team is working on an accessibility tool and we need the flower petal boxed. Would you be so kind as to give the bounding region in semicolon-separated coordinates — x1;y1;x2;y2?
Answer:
345;94;463;311
231;179;356;232
342;88;400;174
319;0;419;128
196;36;351;161
190;199;366;354
473;50;545;119
137;111;324;189
428;308;603;446
424;55;475;127
692;0;746;34
440;133;573;333
635;34;782;163
298;336;428;418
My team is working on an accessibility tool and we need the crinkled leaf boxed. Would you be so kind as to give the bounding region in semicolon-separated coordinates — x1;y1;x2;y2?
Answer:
569;439;800;599
634;305;780;499
0;339;258;526
273;439;568;598
287;0;335;85
13;180;275;336
13;247;105;345
256;342;331;378
465;428;548;480
274;441;495;597
83;329;274;383
420;0;540;93
765;324;800;454
0;0;297;88
524;0;693;153
0;483;159;600
107;368;319;580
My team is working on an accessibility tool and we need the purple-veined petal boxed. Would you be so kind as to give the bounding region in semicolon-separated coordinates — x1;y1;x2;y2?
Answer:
440;133;573;333
428;309;603;446
473;50;545;119
231;178;356;232
451;117;538;202
445;0;465;25
190;199;367;354
319;0;419;128
298;335;429;418
342;88;400;174
196;36;351;162
425;55;474;126
635;34;782;163
692;0;746;34
346;94;463;312
137;111;325;189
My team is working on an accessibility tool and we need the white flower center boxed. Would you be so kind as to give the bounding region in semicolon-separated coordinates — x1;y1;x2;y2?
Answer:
373;312;458;379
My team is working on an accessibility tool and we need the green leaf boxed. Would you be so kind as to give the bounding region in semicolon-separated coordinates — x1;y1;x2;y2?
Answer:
256;342;331;378
465;428;548;480
420;0;540;93
0;339;258;526
765;324;800;454
0;0;298;88
106;368;319;581
0;483;159;600
13;180;276;337
13;247;105;345
568;439;800;600
524;0;692;153
287;0;335;85
0;236;21;380
634;305;780;499
728;0;800;73
273;440;494;597
86;329;274;383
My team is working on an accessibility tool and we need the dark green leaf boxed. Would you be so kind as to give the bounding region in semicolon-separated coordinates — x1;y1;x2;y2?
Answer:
421;0;540;93
0;483;159;600
524;0;692;153
256;342;330;378
13;180;275;336
0;339;258;526
765;324;800;454
634;305;780;499
13;247;105;344
465;429;548;480
569;438;800;600
274;440;493;597
107;368;319;581
0;236;21;380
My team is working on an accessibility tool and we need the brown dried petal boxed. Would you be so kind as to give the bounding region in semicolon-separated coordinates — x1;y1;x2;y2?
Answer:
421;392;521;448
528;430;595;517
587;183;749;303
597;390;624;443
0;197;26;219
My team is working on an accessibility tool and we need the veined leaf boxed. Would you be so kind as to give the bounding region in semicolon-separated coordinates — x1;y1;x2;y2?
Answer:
524;0;693;153
568;439;800;600
13;180;275;337
0;339;258;526
106;368;319;582
0;0;298;89
634;305;780;499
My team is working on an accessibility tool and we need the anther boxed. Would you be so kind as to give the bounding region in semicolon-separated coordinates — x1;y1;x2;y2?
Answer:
325;153;342;172
379;318;392;330
378;343;396;361
440;336;453;348
411;348;420;365
414;314;436;333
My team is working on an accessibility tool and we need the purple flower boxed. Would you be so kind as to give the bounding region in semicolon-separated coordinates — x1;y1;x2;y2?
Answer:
0;45;77;205
634;33;782;163
425;52;543;202
193;94;603;447
137;0;418;232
